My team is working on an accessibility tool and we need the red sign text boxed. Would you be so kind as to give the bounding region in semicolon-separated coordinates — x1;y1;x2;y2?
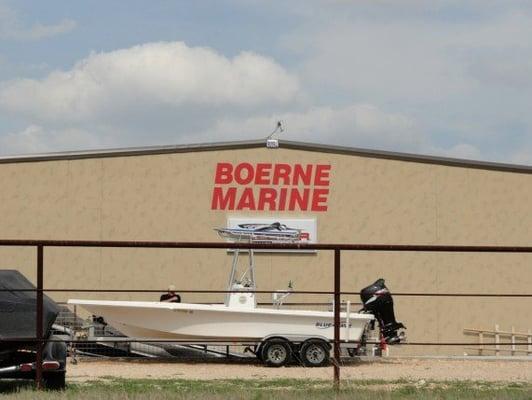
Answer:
211;162;331;212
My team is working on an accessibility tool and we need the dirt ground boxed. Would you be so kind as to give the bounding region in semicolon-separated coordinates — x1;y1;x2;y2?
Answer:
67;358;532;382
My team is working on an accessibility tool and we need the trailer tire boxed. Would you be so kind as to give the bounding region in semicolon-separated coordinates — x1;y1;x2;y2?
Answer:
261;339;291;367
300;339;330;367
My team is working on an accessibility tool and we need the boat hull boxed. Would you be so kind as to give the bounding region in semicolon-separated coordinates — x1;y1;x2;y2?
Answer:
68;300;373;342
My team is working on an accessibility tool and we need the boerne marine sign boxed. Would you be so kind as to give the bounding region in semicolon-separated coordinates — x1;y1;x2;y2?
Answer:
211;162;332;211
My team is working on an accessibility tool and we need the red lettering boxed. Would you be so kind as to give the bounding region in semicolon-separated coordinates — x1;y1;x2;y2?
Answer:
236;188;256;210
255;163;272;185
288;188;309;211
273;164;291;185
211;187;236;210
300;232;310;240
258;188;277;210
212;163;332;212
292;164;312;185
214;163;233;184
314;165;331;186
278;187;287;211
234;163;254;185
311;188;329;211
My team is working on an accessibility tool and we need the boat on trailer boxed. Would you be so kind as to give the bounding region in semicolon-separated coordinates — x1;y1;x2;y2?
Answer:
69;223;405;367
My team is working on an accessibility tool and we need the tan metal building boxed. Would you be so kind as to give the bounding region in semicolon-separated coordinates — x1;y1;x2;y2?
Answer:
1;140;531;355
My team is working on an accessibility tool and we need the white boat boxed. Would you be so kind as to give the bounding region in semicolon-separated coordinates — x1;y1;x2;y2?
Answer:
69;223;384;367
69;289;373;367
68;296;373;342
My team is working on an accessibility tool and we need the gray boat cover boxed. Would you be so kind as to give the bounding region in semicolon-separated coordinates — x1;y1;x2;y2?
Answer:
0;270;59;340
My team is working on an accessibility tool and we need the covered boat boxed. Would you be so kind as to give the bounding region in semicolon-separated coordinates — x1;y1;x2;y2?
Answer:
0;270;67;389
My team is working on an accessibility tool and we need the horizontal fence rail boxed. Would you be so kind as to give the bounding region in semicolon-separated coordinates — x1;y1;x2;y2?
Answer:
1;337;525;346
2;239;532;252
1;239;531;390
2;288;531;297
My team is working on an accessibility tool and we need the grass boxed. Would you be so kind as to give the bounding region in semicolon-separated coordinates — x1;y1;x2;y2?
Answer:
0;378;530;399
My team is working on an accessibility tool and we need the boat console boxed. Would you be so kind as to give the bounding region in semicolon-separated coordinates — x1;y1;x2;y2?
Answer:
226;283;256;309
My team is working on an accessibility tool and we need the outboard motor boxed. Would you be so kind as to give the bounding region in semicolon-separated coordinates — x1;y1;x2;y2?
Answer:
360;279;405;344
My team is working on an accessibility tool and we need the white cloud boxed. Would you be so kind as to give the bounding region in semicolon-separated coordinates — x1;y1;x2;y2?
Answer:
275;3;532;164
0;41;302;155
1;103;486;165
0;38;499;161
0;3;76;41
0;42;300;124
283;10;532;102
0;103;422;156
184;103;424;151
0;5;531;166
0;125;105;156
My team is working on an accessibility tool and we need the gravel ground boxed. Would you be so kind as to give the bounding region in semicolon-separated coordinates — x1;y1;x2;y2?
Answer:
67;358;532;382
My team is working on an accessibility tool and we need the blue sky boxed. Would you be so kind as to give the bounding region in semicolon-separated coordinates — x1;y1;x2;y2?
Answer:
1;1;532;164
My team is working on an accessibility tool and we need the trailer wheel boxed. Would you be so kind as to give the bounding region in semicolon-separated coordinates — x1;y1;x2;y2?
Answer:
261;339;291;367
300;339;330;367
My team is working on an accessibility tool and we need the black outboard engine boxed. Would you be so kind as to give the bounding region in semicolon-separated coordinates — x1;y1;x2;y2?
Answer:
360;279;405;344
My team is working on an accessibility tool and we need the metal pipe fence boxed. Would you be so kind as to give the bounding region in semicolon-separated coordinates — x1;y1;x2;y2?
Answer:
0;239;531;390
3;288;530;297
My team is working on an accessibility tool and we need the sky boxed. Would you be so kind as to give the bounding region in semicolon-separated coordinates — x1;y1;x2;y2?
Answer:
1;0;532;164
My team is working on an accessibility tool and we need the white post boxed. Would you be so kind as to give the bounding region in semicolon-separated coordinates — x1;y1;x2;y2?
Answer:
495;324;500;356
226;249;240;305
72;305;78;364
345;300;351;342
526;329;532;356
511;326;516;356
248;249;256;290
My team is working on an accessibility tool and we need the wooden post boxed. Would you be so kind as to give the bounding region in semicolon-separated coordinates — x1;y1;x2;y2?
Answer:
495;324;500;356
478;332;483;356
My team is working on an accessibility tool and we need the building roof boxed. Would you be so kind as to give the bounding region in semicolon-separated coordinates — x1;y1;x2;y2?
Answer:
0;139;531;174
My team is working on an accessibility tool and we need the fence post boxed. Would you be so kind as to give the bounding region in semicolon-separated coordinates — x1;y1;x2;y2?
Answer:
333;249;341;387
35;245;44;390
